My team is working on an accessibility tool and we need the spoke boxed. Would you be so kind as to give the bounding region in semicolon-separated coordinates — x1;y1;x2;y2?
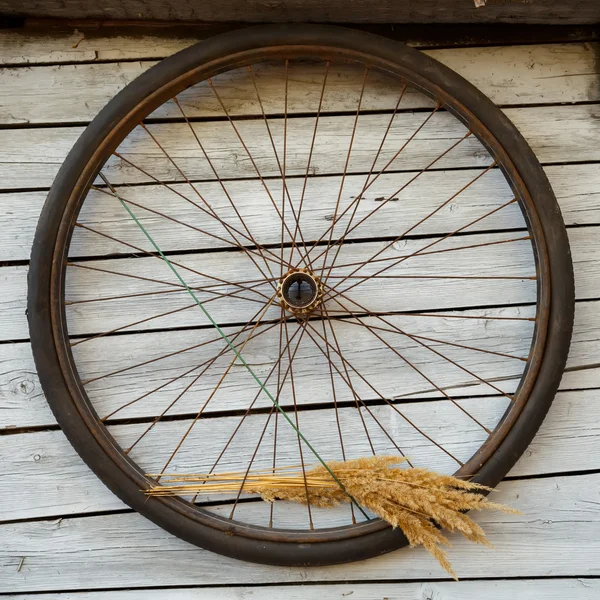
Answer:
156;296;277;479
329;289;519;399
320;67;369;281
349;322;526;362
208;76;311;270
247;62;313;272
108;155;291;279
229;317;314;527
327;274;535;281
74;221;278;301
319;306;376;456
101;303;282;421
281;316;314;528
269;307;285;527
288;60;330;267
322;82;407;282
190;318;309;504
304;316;458;465
71;302;197;347
325;196;518;302
82;295;276;386
94;179;283;286
327;295;492;433
66;279;273;307
127;305;280;454
318;305;356;524
124;126;277;282
325;306;535;322
321;306;418;468
170;96;279;281
327;234;532;272
318;149;492;276
67;261;273;305
280;61;289;276
301;102;443;263
70;278;274;347
310;129;478;272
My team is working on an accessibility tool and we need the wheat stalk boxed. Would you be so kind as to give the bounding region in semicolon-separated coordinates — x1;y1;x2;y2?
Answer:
146;456;519;578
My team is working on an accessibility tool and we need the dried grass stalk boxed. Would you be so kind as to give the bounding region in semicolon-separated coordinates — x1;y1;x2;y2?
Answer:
147;456;519;578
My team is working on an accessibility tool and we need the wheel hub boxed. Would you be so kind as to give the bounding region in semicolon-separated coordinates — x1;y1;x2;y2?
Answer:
277;268;324;315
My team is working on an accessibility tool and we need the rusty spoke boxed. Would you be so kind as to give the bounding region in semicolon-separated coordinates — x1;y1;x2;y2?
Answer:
319;67;370;281
301;102;445;265
325;197;518;302
170;96;279;281
208;76;312;270
82;294;277;386
155;295;277;478
326;234;532;272
247;62;314;272
329;289;519;401
73;221;277;300
302;314;458;465
288;60;330;267
326;295;493;432
94;178;284;286
100;303;284;421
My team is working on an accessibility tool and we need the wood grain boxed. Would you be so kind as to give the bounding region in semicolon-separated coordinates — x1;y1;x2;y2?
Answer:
2;162;598;263
5;580;600;600
0;0;598;24
1;103;598;191
1;473;599;592
1;43;597;124
2;298;599;430
1;388;599;522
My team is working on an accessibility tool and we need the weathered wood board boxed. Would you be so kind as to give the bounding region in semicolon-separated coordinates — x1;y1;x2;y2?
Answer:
1;26;599;599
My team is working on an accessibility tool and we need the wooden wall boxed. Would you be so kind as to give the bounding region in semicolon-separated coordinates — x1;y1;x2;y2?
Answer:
0;0;599;24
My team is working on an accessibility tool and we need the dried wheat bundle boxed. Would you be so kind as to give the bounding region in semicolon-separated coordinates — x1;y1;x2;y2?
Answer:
147;456;519;578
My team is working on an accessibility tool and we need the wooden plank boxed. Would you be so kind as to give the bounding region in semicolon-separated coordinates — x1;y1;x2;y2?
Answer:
1;43;597;125
1;25;598;65
2;387;600;522
59;230;536;326
0;104;598;191
3;224;598;342
5;579;600;600
0;0;598;24
1;298;599;430
1;473;599;592
2;162;597;263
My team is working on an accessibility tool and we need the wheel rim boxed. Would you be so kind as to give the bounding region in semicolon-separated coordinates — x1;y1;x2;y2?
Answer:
43;40;550;544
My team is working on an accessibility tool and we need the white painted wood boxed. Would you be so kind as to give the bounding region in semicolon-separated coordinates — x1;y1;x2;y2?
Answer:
1;388;599;522
3;223;598;342
0;44;597;124
0;104;597;191
1;31;600;598
0;473;598;592
5;579;600;600
0;28;217;64
2;162;598;262
60;230;535;329
2;297;599;430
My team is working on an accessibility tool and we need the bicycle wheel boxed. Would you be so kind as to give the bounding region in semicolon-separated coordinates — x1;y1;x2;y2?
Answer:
28;24;574;566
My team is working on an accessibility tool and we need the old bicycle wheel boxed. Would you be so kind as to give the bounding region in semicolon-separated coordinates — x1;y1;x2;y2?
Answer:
28;24;574;566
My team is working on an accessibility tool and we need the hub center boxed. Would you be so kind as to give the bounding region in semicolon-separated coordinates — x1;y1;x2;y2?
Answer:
277;269;323;315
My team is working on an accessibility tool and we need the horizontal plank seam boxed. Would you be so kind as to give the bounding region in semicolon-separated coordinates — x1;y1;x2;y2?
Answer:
4;294;600;347
0;221;597;271
2;159;600;197
1;469;600;529
0;99;599;131
3;379;600;437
